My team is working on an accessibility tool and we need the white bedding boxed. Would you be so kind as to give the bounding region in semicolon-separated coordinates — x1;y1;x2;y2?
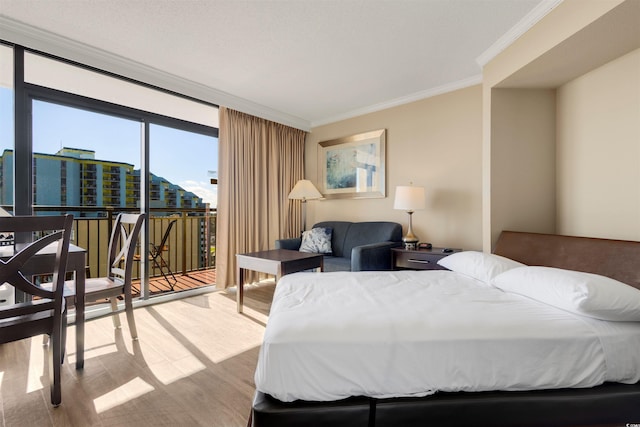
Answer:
254;270;640;402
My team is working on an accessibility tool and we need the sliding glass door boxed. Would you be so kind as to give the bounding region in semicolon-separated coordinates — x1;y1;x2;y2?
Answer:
145;124;218;294
3;44;218;302
31;100;141;288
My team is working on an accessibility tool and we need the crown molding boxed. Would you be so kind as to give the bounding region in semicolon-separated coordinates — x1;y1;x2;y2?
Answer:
476;0;564;67
0;16;311;131
310;74;482;128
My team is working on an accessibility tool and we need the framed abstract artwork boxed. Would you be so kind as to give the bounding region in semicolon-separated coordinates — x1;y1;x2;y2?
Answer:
317;129;386;199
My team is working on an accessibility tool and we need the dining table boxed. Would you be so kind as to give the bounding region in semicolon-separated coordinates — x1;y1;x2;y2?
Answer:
1;243;87;369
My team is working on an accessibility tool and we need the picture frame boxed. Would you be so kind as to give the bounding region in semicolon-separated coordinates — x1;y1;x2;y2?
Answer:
317;129;386;199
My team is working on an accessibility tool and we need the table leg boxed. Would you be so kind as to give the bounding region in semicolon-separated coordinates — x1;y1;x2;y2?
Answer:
75;265;85;370
237;267;245;314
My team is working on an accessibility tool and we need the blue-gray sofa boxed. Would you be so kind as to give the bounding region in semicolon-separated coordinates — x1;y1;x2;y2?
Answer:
275;221;403;272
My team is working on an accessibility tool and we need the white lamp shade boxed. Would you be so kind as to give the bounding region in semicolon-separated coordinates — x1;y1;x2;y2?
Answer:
393;186;426;211
288;179;322;201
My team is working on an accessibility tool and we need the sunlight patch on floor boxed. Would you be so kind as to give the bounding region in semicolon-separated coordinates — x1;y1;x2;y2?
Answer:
136;292;268;366
148;356;206;385
26;338;45;393
205;303;266;364
84;343;119;361
173;354;206;378
93;377;154;413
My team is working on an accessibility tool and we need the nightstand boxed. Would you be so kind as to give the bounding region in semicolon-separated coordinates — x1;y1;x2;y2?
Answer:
391;247;462;271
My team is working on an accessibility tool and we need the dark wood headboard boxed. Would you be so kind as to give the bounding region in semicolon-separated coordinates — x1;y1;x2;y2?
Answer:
493;231;640;290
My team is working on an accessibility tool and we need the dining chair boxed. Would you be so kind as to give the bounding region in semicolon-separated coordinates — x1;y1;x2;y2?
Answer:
0;214;74;407
43;213;145;340
134;219;177;291
149;219;177;290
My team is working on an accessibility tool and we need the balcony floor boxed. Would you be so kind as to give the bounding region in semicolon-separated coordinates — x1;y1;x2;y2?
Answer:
132;268;216;296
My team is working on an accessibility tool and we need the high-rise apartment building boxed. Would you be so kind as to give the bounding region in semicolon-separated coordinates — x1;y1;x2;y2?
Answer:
0;148;203;215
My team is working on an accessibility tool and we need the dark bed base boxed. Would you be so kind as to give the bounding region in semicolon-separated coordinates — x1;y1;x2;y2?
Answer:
253;383;640;427
251;231;640;426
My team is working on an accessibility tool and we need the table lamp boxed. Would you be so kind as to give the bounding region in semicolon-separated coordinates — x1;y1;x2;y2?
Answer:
393;185;426;250
288;179;322;231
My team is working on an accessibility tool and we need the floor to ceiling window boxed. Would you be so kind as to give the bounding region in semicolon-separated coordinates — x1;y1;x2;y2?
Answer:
149;124;218;293
32;100;141;212
0;44;14;307
31;100;143;287
3;43;218;301
0;44;14;215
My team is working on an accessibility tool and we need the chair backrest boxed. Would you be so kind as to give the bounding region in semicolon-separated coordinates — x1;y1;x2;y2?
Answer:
154;219;176;254
107;213;145;285
312;221;402;258
0;215;73;343
343;221;402;256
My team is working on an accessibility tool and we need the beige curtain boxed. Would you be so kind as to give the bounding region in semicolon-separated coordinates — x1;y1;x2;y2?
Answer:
216;107;306;289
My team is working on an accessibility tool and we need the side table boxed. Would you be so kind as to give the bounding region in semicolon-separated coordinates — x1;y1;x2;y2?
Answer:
236;249;324;313
391;247;462;271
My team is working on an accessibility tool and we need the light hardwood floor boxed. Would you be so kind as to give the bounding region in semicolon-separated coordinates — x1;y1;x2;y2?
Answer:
0;282;276;427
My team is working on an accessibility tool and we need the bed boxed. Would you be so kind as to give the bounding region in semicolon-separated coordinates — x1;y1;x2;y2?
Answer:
250;231;640;426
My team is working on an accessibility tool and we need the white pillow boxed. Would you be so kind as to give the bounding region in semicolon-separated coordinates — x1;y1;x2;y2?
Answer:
492;266;640;322
436;251;525;283
299;227;332;254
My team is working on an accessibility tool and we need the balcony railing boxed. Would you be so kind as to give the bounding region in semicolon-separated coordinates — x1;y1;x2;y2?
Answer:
5;205;217;296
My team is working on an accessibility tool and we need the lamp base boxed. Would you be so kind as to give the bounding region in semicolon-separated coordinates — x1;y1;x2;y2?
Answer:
402;237;419;250
403;211;419;250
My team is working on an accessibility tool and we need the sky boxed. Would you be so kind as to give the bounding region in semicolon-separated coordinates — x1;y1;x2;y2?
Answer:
1;90;218;207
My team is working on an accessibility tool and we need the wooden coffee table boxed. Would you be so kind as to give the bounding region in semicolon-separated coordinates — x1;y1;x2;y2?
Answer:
236;249;324;313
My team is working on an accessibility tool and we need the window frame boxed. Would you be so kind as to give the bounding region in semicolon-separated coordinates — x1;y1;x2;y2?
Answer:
8;42;218;299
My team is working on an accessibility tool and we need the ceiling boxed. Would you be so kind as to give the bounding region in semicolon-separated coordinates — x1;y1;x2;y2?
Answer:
0;0;558;130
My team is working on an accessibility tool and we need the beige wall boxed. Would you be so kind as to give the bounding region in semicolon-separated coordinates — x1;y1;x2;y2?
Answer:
306;85;483;251
301;0;639;253
483;0;639;250
490;88;557;247
556;48;640;240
